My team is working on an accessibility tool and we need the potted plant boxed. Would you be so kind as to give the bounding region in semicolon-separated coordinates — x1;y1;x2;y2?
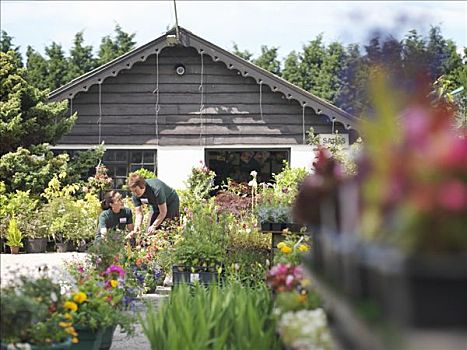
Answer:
257;204;274;231
0;272;76;349
6;217;23;254
172;201;227;285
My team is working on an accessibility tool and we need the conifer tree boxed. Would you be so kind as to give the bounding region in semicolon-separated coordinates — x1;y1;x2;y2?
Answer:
25;46;49;90
0;30;23;66
232;42;253;61
0;51;76;155
67;31;97;81
98;24;136;65
45;42;69;90
253;45;281;76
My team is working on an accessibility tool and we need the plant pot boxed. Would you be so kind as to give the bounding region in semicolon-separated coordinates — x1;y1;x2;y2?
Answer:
26;238;48;253
365;245;467;328
72;327;103;350
99;326;116;350
76;240;87;253
1;338;72;350
285;223;302;232
271;222;283;232
9;246;20;254
56;241;74;253
260;222;272;232
172;265;223;285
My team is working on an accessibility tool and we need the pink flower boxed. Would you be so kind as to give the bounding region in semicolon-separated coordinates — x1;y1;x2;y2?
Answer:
285;274;294;286
438;180;467;212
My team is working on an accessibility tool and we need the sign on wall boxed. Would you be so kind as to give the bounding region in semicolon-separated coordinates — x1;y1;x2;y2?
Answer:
318;133;349;148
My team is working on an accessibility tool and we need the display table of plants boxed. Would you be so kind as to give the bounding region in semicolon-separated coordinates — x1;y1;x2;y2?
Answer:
292;75;467;350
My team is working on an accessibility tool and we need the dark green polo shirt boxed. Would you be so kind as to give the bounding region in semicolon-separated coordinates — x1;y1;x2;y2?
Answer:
97;208;133;232
131;179;179;215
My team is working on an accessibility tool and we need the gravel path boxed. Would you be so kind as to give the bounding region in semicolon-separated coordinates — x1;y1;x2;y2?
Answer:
0;252;167;350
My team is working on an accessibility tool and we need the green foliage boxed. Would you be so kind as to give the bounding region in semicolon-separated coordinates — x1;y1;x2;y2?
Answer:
141;282;281;350
232;42;253;61
98;24;136;65
131;167;157;180
0;145;69;195
66;145;106;185
0;30;22;66
0;51;76;155
44;42;69;90
184;163;216;201
6;216;23;247
26;46;49;90
253;45;281;76
67;31;97;82
173;200;228;268
41;174;100;243
225;213;270;286
0;189;39;239
0;272;75;345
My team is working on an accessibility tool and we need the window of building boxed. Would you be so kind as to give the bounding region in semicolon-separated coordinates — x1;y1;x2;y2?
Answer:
53;149;157;190
205;148;290;186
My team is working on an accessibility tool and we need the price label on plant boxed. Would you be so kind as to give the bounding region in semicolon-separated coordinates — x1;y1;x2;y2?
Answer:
190;273;200;283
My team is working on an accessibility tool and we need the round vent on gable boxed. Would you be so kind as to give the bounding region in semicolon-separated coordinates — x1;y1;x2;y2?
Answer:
175;64;186;76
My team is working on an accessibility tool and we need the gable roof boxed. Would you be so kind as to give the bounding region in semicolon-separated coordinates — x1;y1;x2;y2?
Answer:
49;27;359;129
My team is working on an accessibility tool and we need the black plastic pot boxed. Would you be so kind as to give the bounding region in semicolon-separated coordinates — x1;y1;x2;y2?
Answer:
26;238;48;253
172;265;223;285
260;222;272;232
365;246;467;328
271;222;283;232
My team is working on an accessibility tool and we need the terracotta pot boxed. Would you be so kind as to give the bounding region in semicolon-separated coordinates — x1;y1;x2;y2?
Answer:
10;246;20;254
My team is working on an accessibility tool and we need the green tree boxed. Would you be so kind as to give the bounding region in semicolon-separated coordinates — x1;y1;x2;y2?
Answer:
98;24;136;65
67;31;97;82
0;51;76;155
299;34;327;94
282;51;302;88
253;45;281;76
0;30;22;66
25;46;49;90
402;29;427;78
232;42;253;61
44;42;69;90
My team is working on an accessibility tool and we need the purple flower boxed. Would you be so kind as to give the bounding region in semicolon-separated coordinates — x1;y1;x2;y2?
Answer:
105;264;125;278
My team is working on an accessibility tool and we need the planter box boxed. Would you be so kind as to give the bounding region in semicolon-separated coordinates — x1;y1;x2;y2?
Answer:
26;238;48;253
172;265;223;285
365;246;467;328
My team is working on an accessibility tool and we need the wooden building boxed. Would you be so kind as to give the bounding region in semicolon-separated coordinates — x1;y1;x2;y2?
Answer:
49;27;359;189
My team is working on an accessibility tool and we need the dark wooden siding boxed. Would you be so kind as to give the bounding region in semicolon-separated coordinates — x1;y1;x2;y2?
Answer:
60;47;347;145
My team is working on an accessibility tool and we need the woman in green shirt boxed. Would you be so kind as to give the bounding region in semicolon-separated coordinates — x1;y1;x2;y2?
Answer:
96;191;135;241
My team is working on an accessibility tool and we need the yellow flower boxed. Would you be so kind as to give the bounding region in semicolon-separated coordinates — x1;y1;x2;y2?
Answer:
64;301;78;312
110;280;118;288
66;327;78;337
58;321;72;328
297;293;308;303
298;244;310;252
72;337;79;344
73;292;87;304
280;245;292;254
64;313;72;320
277;242;286;249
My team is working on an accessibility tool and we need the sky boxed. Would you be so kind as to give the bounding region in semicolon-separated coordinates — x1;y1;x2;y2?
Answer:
1;1;466;61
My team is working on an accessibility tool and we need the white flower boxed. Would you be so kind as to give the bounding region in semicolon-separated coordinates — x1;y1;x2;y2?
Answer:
250;170;257;177
50;291;58;302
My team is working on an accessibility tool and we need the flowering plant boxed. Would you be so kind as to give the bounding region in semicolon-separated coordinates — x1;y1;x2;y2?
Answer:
0;268;78;346
358;73;467;253
274;233;310;266
266;263;304;293
277;309;334;350
87;164;113;193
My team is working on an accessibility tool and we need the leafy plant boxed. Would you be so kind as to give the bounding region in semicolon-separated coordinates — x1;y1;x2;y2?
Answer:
141;282;281;350
6;217;23;247
0;271;78;346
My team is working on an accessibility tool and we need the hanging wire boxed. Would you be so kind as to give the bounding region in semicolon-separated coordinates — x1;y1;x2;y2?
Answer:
302;103;306;144
154;52;160;146
331;117;336;135
199;51;205;145
259;81;263;121
69;97;73;118
98;82;102;145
